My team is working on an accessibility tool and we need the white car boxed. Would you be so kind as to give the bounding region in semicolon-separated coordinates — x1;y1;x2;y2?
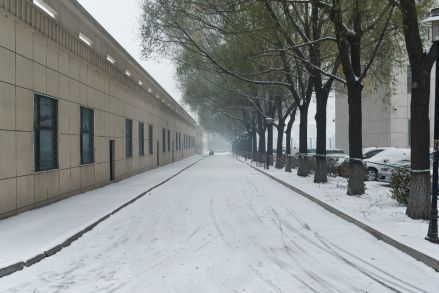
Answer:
364;148;411;181
377;159;410;183
362;147;392;159
294;149;348;167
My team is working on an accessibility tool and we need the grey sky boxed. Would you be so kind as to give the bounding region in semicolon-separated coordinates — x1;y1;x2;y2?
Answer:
77;0;335;147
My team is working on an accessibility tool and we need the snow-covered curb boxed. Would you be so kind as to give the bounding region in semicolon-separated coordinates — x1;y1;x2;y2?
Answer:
236;156;439;272
0;156;205;278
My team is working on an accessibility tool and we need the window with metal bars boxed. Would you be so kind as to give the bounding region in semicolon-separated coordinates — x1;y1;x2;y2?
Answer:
80;106;94;165
162;128;166;153
139;122;144;156
126;119;133;158
34;94;58;172
148;124;153;154
168;129;171;152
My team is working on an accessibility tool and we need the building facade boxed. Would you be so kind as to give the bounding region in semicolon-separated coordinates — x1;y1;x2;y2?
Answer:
0;0;200;219
335;64;435;153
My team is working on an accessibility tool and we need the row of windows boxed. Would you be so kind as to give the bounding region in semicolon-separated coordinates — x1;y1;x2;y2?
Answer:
34;94;96;172
183;135;195;149
124;118;196;156
34;94;195;172
159;129;194;153
126;119;154;157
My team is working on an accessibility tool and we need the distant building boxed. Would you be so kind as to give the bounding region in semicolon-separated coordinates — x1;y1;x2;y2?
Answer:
335;64;435;153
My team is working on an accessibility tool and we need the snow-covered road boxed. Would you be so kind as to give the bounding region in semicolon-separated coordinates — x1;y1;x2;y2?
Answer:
1;154;438;292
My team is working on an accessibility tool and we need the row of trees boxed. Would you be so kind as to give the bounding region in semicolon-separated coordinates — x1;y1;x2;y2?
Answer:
140;0;437;219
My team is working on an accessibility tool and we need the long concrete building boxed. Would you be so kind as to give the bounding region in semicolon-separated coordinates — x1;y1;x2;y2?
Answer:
0;0;201;219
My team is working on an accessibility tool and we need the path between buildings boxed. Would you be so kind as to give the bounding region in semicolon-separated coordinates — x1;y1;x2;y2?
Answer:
0;154;438;292
0;155;204;277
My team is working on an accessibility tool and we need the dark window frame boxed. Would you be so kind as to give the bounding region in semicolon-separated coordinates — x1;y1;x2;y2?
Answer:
168;129;171;152
148;124;153;154
139;122;145;156
80;106;94;165
175;132;179;150
126;119;133;158
162;128;166;153
34;94;58;172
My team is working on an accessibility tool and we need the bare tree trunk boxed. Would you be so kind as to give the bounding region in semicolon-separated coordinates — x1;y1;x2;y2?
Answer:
252;126;257;161
285;113;295;172
257;101;266;156
275;123;285;169
258;130;265;152
346;6;365;195
347;83;365;195
398;0;435;219
314;89;328;183
298;105;309;176
267;123;273;165
407;64;432;219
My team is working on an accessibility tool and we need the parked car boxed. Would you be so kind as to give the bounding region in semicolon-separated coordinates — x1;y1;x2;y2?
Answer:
293;149;348;166
377;159;410;183
365;148;410;181
362;147;391;159
209;150;214;155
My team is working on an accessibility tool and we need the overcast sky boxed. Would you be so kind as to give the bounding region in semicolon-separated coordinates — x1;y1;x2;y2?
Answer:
77;0;335;148
77;0;182;101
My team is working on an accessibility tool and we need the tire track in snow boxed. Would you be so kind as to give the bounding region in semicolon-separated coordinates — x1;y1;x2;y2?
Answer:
209;197;232;248
279;198;428;292
245;179;343;292
244;172;415;292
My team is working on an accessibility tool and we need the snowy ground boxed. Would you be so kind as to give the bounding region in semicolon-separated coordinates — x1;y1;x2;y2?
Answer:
0;155;202;270
0;154;438;292
245;159;439;262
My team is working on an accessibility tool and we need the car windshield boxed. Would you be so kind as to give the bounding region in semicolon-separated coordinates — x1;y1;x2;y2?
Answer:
363;149;384;159
368;149;410;162
327;150;345;155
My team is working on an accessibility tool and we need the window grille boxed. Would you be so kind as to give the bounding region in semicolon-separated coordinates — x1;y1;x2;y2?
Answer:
126;119;133;158
162;128;166;153
34;94;58;172
139;122;144;156
148;124;153;154
176;132;179;150
80;106;94;165
168;129;171;152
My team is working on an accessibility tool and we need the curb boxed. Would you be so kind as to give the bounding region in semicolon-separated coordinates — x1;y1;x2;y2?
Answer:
0;156;206;279
235;156;439;272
